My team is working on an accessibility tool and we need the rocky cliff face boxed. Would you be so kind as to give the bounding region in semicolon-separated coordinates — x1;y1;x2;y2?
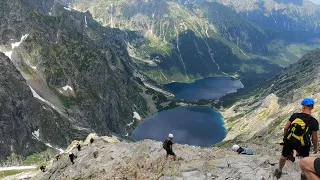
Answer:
0;52;85;161
220;49;320;144
70;0;320;85
31;136;302;180
0;0;161;161
214;0;320;33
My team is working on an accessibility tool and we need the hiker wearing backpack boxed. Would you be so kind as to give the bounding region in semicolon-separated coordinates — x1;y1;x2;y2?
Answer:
275;98;319;179
69;152;76;164
163;133;177;161
40;165;46;172
232;144;253;155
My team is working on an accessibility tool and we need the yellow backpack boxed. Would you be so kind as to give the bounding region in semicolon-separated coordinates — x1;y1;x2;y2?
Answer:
287;118;310;146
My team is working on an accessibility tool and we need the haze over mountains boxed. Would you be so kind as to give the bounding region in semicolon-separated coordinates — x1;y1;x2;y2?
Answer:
1;0;320;164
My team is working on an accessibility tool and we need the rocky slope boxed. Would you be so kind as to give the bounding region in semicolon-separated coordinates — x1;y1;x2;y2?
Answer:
214;0;320;33
31;136;303;180
219;49;320;145
0;0;166;161
70;0;320;85
0;52;85;162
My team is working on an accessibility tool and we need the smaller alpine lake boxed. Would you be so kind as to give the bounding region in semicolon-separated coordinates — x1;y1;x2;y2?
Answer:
130;106;226;146
164;77;244;101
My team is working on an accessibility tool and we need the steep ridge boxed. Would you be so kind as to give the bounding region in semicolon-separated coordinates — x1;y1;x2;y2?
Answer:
0;52;85;161
219;49;320;144
31;136;302;180
70;0;320;85
0;0;163;161
214;0;320;33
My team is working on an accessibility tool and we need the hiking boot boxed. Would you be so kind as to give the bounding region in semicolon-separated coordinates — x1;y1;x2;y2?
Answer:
274;168;282;179
287;154;295;162
301;174;307;180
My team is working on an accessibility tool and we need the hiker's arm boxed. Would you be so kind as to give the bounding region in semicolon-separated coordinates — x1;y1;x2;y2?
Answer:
283;121;291;137
312;131;318;153
170;145;172;150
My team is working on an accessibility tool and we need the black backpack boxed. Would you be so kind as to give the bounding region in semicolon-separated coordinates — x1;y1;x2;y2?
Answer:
287;118;311;146
163;139;169;150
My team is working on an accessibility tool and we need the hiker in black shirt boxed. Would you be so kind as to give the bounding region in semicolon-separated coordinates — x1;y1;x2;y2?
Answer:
164;133;177;161
77;143;81;151
69;152;76;164
275;98;319;180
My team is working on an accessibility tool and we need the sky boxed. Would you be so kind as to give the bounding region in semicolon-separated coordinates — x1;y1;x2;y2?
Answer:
310;0;320;4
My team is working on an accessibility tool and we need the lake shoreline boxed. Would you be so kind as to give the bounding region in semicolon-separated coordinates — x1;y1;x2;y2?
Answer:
131;76;243;146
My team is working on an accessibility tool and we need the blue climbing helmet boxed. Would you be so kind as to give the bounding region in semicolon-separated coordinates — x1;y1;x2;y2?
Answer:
301;98;314;106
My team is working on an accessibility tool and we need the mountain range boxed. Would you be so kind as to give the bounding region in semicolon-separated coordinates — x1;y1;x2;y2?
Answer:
214;0;320;32
71;0;320;86
1;0;320;162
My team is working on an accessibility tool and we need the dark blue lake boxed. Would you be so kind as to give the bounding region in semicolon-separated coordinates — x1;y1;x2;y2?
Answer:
164;77;244;101
131;106;226;146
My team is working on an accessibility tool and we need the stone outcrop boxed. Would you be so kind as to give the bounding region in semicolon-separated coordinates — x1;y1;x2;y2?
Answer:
33;138;303;180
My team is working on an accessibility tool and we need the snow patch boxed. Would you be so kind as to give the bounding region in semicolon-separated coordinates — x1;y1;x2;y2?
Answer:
133;112;142;121
64;7;71;11
12;34;29;49
85;15;88;27
127;120;135;126
42;106;47;109
62;85;73;91
125;133;129;136
4;51;12;59
45;143;64;153
45;143;53;148
1;34;29;60
32;129;40;141
29;86;56;109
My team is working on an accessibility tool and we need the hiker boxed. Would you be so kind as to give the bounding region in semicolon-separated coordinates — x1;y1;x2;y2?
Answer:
163;133;177;161
40;165;46;172
56;154;61;161
77;143;81;151
69;152;76;164
275;98;319;179
232;144;253;155
90;138;94;144
300;157;320;180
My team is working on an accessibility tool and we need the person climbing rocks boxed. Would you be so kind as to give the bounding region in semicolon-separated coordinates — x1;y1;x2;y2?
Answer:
90;138;94;144
40;165;46;172
163;133;177;161
56;154;61;161
232;144;253;155
77;143;81;151
300;157;320;180
275;98;319;180
69;152;76;164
